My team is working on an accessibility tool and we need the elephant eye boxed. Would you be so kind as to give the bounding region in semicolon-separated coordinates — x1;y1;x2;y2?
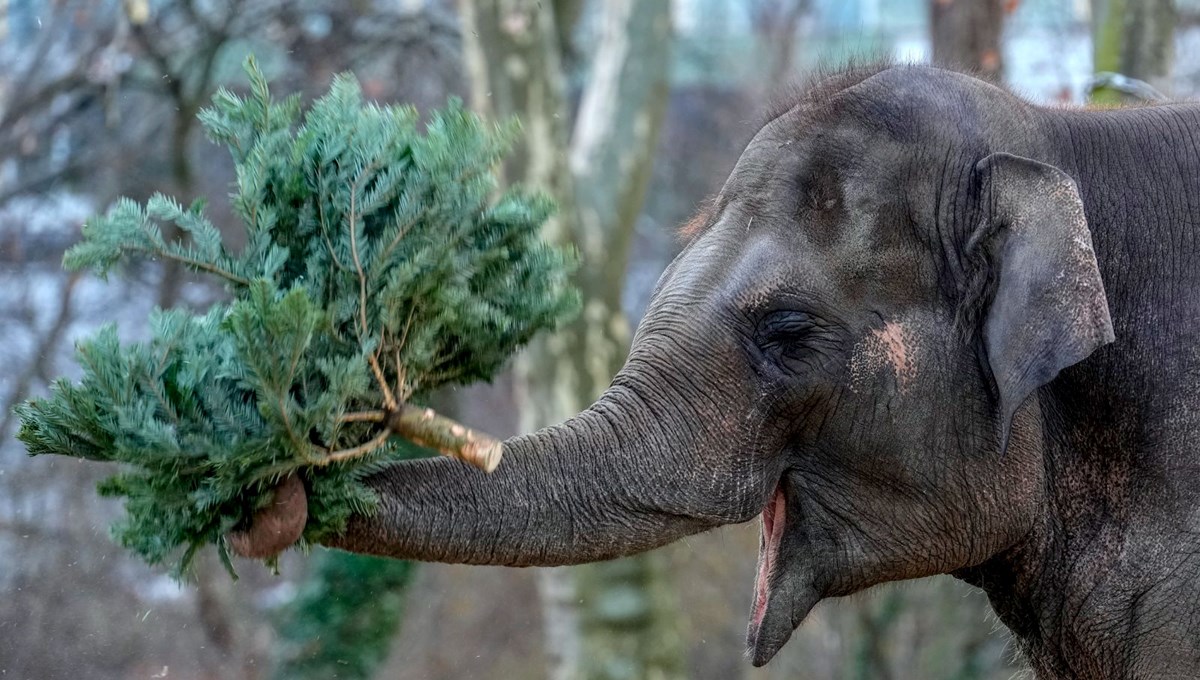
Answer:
756;310;815;352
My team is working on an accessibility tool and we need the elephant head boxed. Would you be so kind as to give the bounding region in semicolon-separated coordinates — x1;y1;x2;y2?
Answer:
237;65;1114;666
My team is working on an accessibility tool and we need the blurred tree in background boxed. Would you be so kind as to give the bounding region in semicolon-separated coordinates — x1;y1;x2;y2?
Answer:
929;0;1009;80
273;552;415;679
1091;0;1175;103
457;2;682;679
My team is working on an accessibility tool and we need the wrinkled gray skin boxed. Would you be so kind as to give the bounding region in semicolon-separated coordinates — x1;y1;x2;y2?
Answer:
289;65;1200;678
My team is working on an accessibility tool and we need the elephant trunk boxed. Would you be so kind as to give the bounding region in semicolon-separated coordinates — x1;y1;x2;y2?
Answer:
324;382;747;566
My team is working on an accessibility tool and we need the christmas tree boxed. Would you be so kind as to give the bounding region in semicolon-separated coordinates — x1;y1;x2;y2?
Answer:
14;57;578;577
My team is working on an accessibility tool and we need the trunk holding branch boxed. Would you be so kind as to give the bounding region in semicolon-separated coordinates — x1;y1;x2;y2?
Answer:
324;395;721;566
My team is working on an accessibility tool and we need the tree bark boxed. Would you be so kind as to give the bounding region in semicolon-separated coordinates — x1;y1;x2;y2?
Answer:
194;552;260;680
929;0;1006;82
458;1;681;678
750;0;812;87
1090;0;1175;103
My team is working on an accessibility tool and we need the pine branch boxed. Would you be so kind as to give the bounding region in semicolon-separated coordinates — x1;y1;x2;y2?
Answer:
367;353;398;411
16;56;577;577
150;248;251;286
338;410;386;424
317;429;392;466
348;169;372;339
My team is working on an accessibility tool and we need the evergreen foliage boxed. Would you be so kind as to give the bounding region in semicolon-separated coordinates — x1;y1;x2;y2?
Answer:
272;551;414;679
14;57;578;576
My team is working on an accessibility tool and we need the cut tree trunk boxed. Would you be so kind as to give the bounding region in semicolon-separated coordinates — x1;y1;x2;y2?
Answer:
458;0;682;678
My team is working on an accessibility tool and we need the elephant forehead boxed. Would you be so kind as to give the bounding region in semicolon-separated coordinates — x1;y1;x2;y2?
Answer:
724;232;834;308
712;222;927;314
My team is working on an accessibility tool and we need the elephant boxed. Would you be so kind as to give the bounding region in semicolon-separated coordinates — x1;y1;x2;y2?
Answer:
235;64;1200;679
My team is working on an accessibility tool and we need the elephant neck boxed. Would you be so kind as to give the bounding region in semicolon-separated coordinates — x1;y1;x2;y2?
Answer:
966;105;1200;677
960;392;1200;679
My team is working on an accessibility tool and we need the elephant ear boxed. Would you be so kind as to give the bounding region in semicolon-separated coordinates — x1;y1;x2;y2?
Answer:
969;152;1115;450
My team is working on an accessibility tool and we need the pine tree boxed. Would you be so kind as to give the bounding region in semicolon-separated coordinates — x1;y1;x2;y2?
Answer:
272;550;415;679
14;57;578;577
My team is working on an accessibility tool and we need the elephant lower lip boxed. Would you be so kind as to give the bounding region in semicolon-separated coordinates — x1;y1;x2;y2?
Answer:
747;482;819;666
751;485;787;629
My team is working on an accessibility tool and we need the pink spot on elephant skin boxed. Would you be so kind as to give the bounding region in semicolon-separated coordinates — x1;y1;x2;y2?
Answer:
849;320;918;392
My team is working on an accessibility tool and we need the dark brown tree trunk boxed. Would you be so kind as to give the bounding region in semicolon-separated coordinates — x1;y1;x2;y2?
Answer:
929;0;1006;82
156;112;196;309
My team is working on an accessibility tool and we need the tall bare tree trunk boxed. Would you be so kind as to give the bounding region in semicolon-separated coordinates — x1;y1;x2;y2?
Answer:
749;0;811;87
194;553;266;680
929;0;1006;81
1091;0;1175;103
458;1;681;678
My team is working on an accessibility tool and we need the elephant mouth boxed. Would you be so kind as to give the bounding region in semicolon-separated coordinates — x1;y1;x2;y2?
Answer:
748;482;789;665
747;480;820;666
751;484;786;631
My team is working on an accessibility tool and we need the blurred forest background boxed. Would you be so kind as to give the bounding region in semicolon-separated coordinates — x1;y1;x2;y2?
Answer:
0;0;1194;678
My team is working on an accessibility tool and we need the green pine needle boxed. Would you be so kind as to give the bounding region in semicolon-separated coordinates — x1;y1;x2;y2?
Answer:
15;56;579;579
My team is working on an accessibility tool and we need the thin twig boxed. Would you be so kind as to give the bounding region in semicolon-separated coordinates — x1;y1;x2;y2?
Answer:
277;320;313;458
346;165;378;338
373;209;424;270
338;410;386;424
345;162;398;410
393;350;407;401
368;353;397;411
278;393;307;458
125;245;250;286
396;304;417;354
315;429;392;465
313;165;344;272
392;303;418;400
349;192;368;333
148;324;187;426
